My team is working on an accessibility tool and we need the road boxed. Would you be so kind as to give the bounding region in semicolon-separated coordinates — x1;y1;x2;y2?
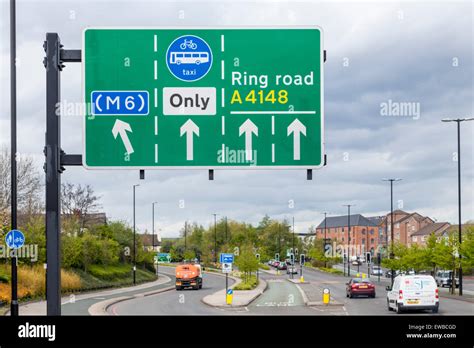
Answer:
109;266;235;315
107;265;474;316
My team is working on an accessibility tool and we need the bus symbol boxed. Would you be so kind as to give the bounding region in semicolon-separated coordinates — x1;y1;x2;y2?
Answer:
169;52;209;65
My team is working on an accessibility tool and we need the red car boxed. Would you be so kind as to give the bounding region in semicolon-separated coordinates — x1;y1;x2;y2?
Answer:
346;278;376;298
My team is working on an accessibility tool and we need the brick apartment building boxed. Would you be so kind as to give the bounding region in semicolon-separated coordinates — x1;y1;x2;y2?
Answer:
314;210;447;255
382;210;434;247
315;214;380;255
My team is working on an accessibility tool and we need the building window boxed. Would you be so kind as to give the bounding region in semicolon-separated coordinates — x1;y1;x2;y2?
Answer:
413;236;418;242
362;229;366;235
370;229;374;235
371;238;374;244
362;238;365;244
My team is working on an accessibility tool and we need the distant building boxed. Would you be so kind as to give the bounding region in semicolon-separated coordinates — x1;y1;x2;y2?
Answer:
381;210;434;247
315;214;379;255
140;234;161;252
410;222;451;246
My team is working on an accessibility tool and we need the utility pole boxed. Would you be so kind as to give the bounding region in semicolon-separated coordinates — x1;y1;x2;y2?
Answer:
383;178;402;287
184;221;187;252
212;213;218;263
441;117;474;296
9;0;18;317
133;184;139;285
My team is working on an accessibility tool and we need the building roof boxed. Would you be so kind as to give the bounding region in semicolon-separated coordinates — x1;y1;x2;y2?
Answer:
316;214;378;229
140;234;161;246
411;222;451;237
367;216;384;226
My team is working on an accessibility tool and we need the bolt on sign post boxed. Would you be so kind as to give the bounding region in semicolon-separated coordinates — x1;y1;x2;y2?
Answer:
82;28;324;170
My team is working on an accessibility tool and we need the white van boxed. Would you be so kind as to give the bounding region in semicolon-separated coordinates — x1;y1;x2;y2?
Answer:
386;275;439;314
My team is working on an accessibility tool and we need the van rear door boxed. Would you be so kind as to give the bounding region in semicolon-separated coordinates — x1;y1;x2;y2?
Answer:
402;277;437;306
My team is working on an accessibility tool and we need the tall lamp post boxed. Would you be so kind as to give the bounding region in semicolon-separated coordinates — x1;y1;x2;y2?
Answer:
212;213;218;263
133;184;139;285
342;205;354;277
322;212;328;268
382;178;402;287
441;117;474;296
291;217;295;279
152;201;158;276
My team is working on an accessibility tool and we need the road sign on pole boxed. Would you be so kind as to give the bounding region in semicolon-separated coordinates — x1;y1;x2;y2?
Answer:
222;262;232;273
5;230;25;249
220;253;234;264
83;28;324;169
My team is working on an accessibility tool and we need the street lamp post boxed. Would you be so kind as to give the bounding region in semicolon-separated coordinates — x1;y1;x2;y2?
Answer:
212;213;218;263
292;217;295;279
133;184;140;285
441;117;474;296
342;205;354;278
152;201;158;276
382;178;402;287
184;221;187;252
323;212;328;268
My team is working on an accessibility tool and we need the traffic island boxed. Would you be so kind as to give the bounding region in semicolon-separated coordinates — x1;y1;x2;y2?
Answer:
293;281;344;307
202;276;267;308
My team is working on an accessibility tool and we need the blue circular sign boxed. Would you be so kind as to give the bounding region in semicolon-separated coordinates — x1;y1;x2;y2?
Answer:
166;35;213;82
5;229;25;249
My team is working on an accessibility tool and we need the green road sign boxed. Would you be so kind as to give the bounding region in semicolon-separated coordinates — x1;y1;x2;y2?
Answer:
83;27;324;169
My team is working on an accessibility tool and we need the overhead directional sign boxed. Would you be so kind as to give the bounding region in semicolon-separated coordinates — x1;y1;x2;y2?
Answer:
83;28;324;169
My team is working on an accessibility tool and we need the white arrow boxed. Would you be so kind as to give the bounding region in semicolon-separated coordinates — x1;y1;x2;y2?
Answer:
180;119;199;161
239;119;258;161
112;119;134;155
287;118;306;160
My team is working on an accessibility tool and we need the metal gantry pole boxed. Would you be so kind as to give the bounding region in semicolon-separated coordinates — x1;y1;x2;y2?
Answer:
44;33;62;316
342;204;353;278
9;0;18;317
323;212;327;268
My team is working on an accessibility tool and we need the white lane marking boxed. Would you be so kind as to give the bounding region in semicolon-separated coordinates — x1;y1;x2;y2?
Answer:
272;143;275;163
154;88;158;108
155;144;158;163
154;35;158;52
221;116;225;135
221;60;224;80
271;115;275;135
154;116;158;135
221;34;224;52
221;88;225;108
154;60;158;80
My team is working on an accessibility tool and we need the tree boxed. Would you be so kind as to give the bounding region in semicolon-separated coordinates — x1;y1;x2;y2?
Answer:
0;146;42;216
235;244;259;282
61;182;101;233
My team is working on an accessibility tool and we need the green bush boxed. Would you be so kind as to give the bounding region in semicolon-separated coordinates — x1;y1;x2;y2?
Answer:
259;263;270;270
0;274;9;284
234;275;258;290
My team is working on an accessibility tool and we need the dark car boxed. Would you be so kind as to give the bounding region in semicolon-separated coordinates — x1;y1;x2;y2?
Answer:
346;278;376;298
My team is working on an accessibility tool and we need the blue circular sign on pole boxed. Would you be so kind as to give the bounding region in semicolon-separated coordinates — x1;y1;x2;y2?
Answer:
5;229;25;249
166;35;213;82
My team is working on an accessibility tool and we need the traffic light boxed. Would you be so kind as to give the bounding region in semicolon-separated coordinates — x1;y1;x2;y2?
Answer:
275;253;280;261
300;254;305;264
255;253;260;261
366;252;371;264
377;253;381;265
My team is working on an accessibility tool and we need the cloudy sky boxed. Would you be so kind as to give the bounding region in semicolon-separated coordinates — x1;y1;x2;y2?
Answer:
0;0;473;238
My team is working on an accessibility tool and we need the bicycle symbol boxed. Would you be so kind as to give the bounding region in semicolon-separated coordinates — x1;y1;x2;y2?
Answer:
180;39;197;50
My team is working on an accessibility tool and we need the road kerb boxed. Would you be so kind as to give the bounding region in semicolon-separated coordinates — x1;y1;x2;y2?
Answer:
291;280;344;307
201;277;267;308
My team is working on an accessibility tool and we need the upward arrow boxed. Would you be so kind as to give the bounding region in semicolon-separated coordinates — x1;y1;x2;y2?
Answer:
239;119;258;161
112;119;134;155
180;119;199;161
287;119;306;160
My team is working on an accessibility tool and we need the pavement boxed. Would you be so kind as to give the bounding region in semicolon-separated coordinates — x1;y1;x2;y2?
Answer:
6;273;172;316
201;273;267;308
